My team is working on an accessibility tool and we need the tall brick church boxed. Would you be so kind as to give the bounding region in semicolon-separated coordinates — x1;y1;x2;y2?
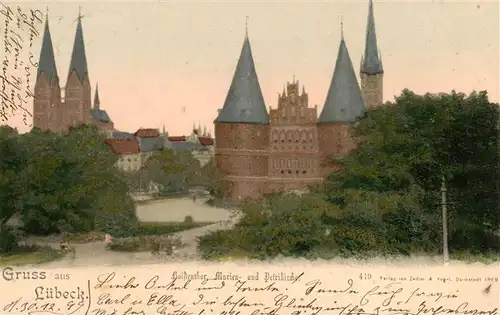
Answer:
214;0;384;200
33;12;113;133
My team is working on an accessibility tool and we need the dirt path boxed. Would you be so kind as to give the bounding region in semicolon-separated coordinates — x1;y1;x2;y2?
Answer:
34;198;241;268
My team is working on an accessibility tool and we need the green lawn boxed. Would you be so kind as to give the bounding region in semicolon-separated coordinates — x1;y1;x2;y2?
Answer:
102;221;212;239
0;246;66;266
60;221;211;243
107;221;214;252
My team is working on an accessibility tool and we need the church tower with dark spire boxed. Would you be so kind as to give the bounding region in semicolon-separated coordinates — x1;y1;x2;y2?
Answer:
214;20;270;200
64;10;92;131
318;21;366;175
93;83;100;109
34;11;61;132
360;0;384;108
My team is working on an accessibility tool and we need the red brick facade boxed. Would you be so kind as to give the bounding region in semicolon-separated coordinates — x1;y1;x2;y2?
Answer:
33;71;114;133
216;80;359;201
215;123;269;200
33;16;114;134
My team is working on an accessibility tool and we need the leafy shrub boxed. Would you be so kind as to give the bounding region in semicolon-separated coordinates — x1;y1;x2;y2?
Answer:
0;244;66;266
198;193;341;259
109;221;208;239
184;215;194;224
198;229;252;260
94;211;139;237
107;235;182;253
64;231;106;243
0;227;18;253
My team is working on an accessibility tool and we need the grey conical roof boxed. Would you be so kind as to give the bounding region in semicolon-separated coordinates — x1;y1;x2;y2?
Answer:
215;33;269;125
94;83;100;109
361;0;383;75
318;37;366;124
68;16;89;83
37;16;58;83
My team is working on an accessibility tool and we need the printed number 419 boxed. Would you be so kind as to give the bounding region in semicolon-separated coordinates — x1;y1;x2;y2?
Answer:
359;273;372;280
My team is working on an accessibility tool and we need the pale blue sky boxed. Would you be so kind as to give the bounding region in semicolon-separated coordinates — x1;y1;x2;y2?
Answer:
3;0;499;135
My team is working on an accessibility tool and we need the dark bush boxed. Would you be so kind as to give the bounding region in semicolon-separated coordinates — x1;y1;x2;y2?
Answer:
0;227;18;253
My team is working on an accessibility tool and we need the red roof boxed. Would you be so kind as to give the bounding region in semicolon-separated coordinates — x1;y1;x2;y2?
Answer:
134;128;160;138
168;136;186;142
167;135;214;146
198;137;214;146
105;139;140;155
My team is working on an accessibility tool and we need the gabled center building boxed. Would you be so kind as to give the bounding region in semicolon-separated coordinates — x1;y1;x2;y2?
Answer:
214;0;384;200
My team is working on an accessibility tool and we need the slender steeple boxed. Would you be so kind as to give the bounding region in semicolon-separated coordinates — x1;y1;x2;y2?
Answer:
93;83;100;109
215;20;269;125
318;24;365;124
68;8;89;82
37;10;58;84
340;16;344;40
361;0;383;75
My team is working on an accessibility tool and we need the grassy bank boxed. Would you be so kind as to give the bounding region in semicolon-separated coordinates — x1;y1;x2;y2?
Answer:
107;235;183;253
29;220;210;245
197;193;500;264
107;220;213;252
114;220;211;238
0;245;66;266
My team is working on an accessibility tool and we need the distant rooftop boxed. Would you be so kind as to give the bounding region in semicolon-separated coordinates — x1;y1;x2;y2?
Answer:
105;138;140;155
135;128;160;138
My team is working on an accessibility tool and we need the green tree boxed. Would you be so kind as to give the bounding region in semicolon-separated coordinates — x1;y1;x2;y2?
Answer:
198;192;341;259
200;157;229;199
0;126;27;251
145;148;202;195
325;90;499;253
18;125;136;235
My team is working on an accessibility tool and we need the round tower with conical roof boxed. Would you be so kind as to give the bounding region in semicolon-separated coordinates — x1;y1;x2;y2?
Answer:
317;23;366;176
214;25;270;200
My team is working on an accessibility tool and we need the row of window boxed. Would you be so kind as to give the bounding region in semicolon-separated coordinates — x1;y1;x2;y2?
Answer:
121;165;139;172
279;170;307;175
272;158;315;169
272;145;315;151
271;129;315;143
274;139;313;143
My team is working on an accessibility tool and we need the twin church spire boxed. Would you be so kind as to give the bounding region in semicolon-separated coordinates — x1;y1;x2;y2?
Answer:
216;0;383;126
37;13;58;84
37;8;98;104
68;10;89;83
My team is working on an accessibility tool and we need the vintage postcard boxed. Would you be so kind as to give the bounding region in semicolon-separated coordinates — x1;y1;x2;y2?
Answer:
0;0;498;310
1;263;499;315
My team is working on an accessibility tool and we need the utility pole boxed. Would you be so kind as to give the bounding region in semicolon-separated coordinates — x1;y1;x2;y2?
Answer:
441;175;449;264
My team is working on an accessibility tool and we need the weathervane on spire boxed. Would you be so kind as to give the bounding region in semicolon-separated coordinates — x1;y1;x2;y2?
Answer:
245;16;249;36
46;6;49;18
74;5;85;23
340;15;344;39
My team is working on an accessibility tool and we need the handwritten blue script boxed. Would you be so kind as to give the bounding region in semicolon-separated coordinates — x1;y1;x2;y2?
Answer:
0;2;43;125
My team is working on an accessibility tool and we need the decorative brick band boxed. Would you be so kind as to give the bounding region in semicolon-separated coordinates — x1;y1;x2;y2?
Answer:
269;151;319;156
226;175;270;182
268;177;324;182
215;149;269;156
